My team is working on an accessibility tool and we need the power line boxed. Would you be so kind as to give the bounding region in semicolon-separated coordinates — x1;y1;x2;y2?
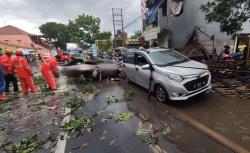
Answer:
123;15;142;30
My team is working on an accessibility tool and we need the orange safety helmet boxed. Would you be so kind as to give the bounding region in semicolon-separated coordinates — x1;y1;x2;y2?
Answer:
15;49;24;56
5;50;13;55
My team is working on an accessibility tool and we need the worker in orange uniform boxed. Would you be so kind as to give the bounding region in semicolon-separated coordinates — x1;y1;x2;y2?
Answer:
0;65;7;100
41;53;58;90
12;50;36;95
49;54;59;77
0;48;7;100
0;50;19;93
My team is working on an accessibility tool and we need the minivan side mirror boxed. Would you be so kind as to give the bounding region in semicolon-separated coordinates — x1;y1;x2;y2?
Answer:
142;64;150;70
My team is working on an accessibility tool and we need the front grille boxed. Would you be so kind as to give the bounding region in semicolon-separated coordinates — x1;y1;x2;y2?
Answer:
184;75;209;92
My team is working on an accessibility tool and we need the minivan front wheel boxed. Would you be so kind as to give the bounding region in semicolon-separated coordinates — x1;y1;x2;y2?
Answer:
155;84;169;103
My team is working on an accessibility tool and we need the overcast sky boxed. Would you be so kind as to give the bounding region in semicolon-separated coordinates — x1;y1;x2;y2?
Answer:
0;0;141;36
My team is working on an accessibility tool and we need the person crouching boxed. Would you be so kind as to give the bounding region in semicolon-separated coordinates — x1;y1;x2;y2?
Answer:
12;50;36;95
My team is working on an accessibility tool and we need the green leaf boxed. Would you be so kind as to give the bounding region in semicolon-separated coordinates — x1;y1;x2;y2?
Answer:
61;116;94;133
114;112;134;122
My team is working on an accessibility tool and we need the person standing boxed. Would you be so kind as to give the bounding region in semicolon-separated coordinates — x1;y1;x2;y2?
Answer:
49;54;59;78
12;50;36;95
0;50;19;93
41;53;57;90
0;48;7;100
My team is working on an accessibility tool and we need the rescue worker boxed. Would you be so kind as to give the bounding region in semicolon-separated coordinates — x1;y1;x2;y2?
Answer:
41;53;57;90
0;48;7;100
12;49;36;95
0;65;6;100
49;54;59;77
0;50;19;93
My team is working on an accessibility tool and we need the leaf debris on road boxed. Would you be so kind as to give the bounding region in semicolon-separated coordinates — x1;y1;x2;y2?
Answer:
134;130;157;145
106;92;122;104
113;112;134;122
123;85;134;100
2;135;43;153
61;116;94;133
161;123;171;136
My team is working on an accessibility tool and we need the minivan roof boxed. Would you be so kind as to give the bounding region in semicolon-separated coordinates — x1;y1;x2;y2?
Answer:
128;47;170;53
146;47;169;53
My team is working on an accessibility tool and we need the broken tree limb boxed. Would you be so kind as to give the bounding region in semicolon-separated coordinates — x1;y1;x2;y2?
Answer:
61;63;122;79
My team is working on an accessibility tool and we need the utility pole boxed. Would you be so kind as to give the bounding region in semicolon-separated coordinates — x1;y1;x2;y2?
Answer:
112;8;124;49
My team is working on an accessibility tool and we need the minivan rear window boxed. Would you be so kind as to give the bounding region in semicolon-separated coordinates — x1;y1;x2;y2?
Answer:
124;53;135;64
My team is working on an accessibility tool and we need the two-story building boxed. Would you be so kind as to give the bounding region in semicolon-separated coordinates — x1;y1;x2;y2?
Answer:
142;0;250;55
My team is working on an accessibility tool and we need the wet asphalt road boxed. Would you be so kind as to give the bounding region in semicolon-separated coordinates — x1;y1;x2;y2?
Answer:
64;82;242;153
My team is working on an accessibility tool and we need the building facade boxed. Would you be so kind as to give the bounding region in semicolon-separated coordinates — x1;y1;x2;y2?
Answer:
142;0;250;53
0;25;47;52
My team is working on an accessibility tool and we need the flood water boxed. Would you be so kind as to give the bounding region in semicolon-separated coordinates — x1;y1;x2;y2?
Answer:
65;82;232;153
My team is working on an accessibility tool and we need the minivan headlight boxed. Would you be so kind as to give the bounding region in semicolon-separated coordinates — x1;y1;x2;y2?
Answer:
165;72;184;82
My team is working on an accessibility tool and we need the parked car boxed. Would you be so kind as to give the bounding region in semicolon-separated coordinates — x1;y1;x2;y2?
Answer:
56;52;72;64
123;48;212;102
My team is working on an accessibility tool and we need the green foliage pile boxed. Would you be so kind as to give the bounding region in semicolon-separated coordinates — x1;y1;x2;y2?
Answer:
106;92;121;104
34;75;45;86
61;116;94;133
3;135;43;153
161;123;171;136
83;84;97;94
67;76;86;85
65;96;86;110
134;130;156;145
123;86;134;101
113;112;134;122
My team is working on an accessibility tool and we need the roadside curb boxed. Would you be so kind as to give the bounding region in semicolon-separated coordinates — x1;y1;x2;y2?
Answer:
54;92;97;153
55;108;71;153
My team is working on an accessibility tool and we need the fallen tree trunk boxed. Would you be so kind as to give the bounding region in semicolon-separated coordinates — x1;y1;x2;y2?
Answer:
60;63;122;79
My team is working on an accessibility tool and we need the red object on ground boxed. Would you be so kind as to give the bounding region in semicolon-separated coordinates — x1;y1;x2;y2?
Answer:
41;58;57;90
0;93;7;100
12;55;36;94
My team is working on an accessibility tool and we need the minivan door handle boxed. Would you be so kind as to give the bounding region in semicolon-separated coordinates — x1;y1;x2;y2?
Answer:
135;67;139;71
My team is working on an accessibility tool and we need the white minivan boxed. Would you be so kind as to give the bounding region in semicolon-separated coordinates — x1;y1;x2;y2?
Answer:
123;48;212;102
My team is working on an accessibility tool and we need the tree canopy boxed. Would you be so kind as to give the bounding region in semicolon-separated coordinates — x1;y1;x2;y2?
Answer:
68;14;101;48
96;40;112;51
130;30;141;39
40;13;101;49
201;0;250;35
96;31;112;40
39;22;69;49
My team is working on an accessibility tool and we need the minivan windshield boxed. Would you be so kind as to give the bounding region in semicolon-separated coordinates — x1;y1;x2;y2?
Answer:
148;50;190;66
